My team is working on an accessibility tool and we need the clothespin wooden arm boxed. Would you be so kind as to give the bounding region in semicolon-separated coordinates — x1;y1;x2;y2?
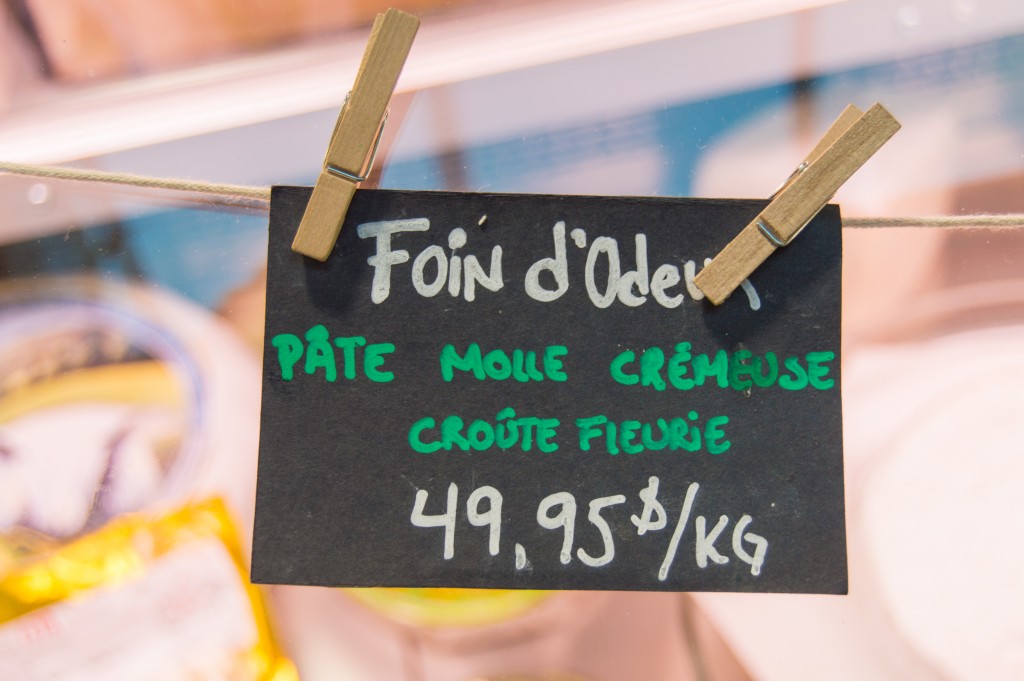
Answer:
802;104;864;167
694;103;900;305
292;9;420;261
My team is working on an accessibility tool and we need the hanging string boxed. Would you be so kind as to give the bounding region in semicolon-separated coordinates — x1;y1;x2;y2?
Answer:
842;215;1024;229
0;161;271;208
2;160;1023;229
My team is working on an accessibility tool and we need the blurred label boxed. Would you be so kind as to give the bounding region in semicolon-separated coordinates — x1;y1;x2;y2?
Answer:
0;540;257;681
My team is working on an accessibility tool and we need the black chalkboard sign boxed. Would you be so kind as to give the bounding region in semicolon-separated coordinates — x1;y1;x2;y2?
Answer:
252;187;846;594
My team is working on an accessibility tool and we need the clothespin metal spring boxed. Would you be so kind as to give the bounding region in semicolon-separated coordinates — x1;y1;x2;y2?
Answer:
694;103;901;305
291;9;420;261
325;108;389;183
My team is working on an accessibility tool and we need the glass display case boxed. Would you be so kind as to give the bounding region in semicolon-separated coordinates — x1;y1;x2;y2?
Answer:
1;1;1022;680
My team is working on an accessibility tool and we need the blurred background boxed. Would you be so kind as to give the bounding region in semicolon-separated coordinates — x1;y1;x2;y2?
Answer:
0;0;1022;680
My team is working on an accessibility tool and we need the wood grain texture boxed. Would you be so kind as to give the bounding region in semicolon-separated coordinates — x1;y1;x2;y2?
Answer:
292;9;420;261
763;104;899;242
771;105;863;199
804;104;863;167
696;103;900;305
326;9;419;174
693;220;776;305
292;170;358;260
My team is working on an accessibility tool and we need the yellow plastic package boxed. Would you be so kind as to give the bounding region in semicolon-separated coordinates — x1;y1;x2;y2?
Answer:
0;499;296;681
347;587;549;629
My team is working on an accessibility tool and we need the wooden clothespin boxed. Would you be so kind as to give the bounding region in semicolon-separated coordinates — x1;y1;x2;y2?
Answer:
694;103;901;305
292;9;420;260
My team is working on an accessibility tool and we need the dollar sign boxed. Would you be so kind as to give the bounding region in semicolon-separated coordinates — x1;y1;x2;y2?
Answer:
631;476;667;535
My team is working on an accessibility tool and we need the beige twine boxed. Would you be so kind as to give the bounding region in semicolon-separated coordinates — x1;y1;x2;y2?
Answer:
0;161;271;207
2;160;1022;229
